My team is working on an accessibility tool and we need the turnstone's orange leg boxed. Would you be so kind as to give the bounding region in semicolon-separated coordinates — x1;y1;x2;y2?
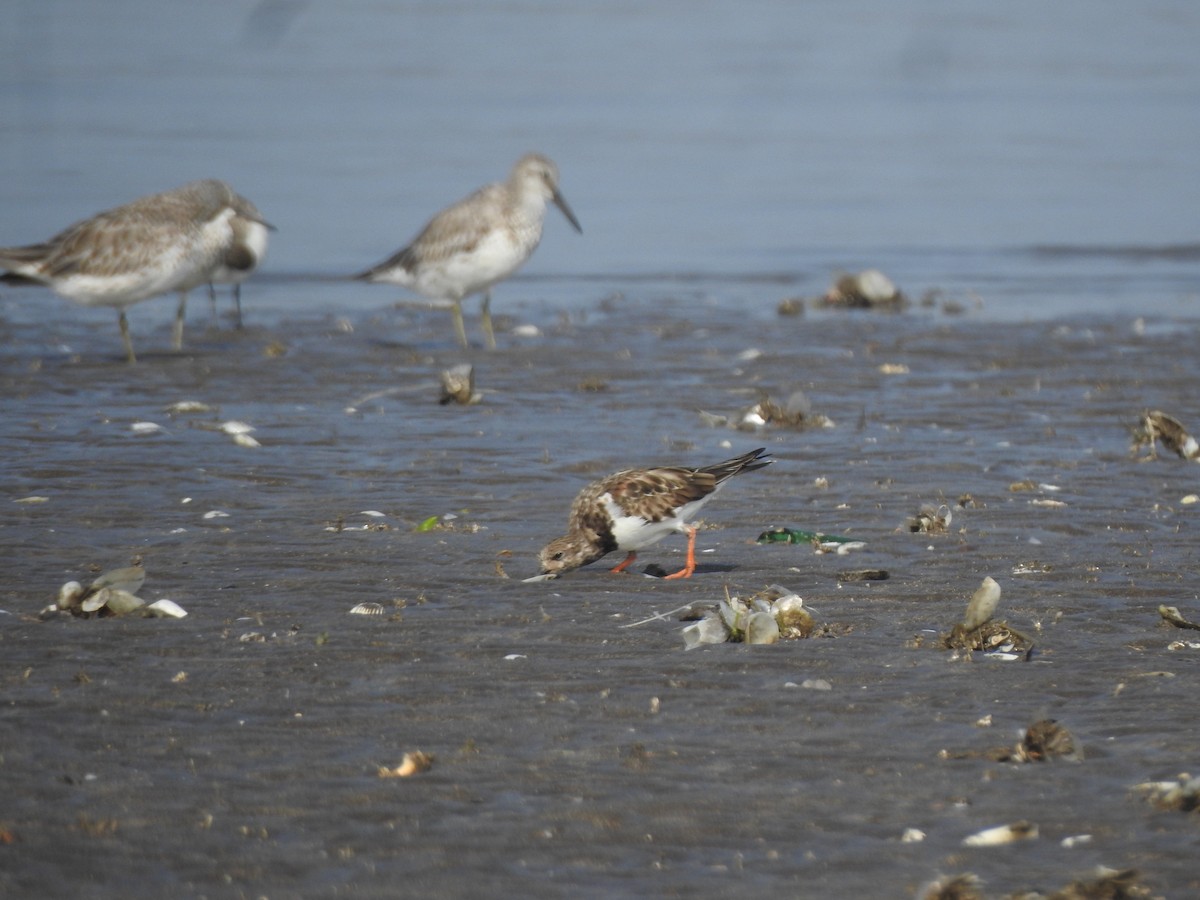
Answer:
664;527;698;580
610;552;638;574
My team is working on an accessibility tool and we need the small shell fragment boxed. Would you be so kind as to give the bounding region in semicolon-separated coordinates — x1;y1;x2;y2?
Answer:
1132;409;1200;461
232;433;261;449
962;577;1001;631
682;614;730;649
165;400;213;414
90;566;146;596
57;581;85;611
219;420;255;435
962;821;1038;847
144;599;188;619
522;573;558;583
745;611;781;645
349;602;386;616
130;421;163;435
439;363;481;405
378;751;434;778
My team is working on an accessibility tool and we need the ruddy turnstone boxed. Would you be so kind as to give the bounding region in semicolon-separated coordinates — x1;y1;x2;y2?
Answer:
354;153;582;350
0;179;270;362
538;448;773;579
207;203;273;329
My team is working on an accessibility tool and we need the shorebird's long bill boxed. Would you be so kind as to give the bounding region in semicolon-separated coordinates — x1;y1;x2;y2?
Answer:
553;190;583;234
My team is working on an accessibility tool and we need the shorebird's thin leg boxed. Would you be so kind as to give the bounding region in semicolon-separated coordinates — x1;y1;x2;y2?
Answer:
480;289;497;350
118;311;137;364
233;283;244;329
609;552;638;574
208;282;219;326
173;291;188;350
451;300;469;349
663;527;698;580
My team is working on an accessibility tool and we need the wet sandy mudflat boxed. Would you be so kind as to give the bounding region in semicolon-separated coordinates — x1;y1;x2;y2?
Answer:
2;281;1199;898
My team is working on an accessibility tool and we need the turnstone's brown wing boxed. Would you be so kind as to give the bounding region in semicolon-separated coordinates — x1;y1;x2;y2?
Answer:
604;448;772;522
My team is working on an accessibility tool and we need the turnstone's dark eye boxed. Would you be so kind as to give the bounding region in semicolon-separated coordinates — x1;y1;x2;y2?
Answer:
552;551;564;561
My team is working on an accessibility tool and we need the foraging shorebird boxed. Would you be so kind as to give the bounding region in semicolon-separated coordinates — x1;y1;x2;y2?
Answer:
538;448;773;579
0;179;270;362
355;153;582;349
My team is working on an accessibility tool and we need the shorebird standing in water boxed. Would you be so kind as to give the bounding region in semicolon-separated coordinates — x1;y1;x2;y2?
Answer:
207;207;272;329
0;179;270;362
538;448;774;579
355;153;582;349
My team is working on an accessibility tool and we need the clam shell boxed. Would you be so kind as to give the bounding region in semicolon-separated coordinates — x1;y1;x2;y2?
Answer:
745;611;781;645
349;602;386;616
89;566;146;596
144;599;188;619
57;581;85;610
963;576;1001;631
682;614;730;650
103;589;146;616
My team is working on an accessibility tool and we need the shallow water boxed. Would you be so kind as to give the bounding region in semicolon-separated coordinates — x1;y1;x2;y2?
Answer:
3;2;1200;897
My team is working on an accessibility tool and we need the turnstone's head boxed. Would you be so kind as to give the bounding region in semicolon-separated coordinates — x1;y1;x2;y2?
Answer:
538;534;597;576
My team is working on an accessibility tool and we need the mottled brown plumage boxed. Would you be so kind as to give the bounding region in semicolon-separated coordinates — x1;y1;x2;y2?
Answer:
538;448;772;579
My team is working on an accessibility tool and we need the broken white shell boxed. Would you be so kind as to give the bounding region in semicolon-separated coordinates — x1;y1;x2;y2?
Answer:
144;599;188;618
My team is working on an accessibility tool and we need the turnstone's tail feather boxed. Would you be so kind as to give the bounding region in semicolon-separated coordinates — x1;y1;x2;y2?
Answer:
538;448;773;578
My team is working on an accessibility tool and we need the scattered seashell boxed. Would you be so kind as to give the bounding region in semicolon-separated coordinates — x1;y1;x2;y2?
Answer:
962;577;1001;631
837;569;889;581
510;324;541;338
439;363;482;405
961;820;1038;847
940;576;1034;658
907;504;951;533
681;614;730;649
165;400;212;414
917;873;983;900
1158;604;1200;631
378;751;434;778
522;573;558;583
144;599;188;619
130;421;163;435
15;495;50;504
1137;774;1200;812
349;602;386;616
877;362;909;375
90;565;146;596
900;828;926;843
57;581;84;611
1182;494;1199;505
219;420;255;435
233;433;261;448
1012;719;1081;762
202;510;230;520
102;589;147;616
822;269;906;310
745;611;780;645
1131;409;1200;461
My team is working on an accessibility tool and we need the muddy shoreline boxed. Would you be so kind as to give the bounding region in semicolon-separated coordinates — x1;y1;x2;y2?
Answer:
3;284;1200;897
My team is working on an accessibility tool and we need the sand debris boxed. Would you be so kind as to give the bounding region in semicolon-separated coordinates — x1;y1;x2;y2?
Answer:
937;577;1033;659
378;751;434;778
439;363;482;405
821;269;906;310
1131;409;1200;461
40;565;186;620
681;584;817;649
